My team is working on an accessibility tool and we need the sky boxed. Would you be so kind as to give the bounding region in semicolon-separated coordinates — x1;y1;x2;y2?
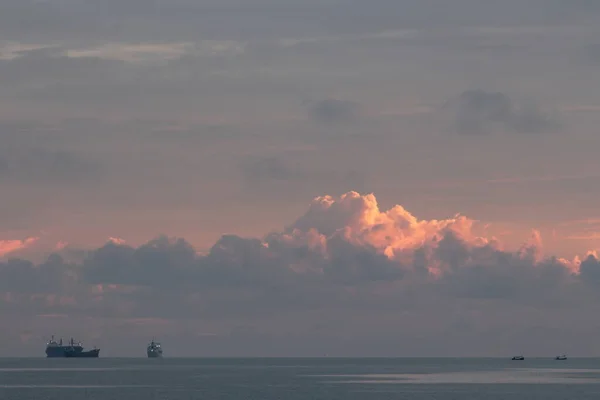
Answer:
2;0;600;357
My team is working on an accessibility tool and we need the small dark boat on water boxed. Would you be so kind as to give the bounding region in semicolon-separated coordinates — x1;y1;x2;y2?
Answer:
511;355;525;360
555;355;567;360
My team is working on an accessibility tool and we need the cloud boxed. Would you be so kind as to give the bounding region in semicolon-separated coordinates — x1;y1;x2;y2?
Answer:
0;237;38;257
65;43;196;64
64;41;244;64
0;254;76;293
578;253;600;285
84;236;198;288
446;90;561;135
2;191;592;294
306;98;362;124
2;190;600;355
0;42;250;113
0;47;127;89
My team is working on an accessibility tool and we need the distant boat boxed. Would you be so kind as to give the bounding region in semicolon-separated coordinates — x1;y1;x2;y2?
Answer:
147;339;163;358
555;355;567;360
45;335;100;358
511;355;525;360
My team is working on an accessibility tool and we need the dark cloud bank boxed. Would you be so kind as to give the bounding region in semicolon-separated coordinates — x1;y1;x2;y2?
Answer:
307;98;362;124
447;90;562;135
2;192;600;356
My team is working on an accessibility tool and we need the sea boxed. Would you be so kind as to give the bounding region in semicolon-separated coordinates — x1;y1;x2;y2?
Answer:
1;357;600;399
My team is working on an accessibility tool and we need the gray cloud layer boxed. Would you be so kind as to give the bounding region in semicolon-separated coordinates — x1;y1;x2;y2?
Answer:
447;90;561;135
3;1;598;41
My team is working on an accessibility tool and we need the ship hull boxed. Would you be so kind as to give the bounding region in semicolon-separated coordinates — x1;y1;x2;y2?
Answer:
46;347;100;358
46;348;68;358
65;349;100;358
147;350;163;358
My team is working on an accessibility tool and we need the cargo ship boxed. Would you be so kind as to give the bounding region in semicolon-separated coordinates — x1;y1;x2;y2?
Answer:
45;336;100;358
147;339;163;358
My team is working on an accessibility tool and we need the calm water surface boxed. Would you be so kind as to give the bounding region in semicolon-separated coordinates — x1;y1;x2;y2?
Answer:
1;357;600;399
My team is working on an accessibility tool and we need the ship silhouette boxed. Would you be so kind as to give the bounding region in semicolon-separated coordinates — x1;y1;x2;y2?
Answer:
147;339;163;358
45;335;100;358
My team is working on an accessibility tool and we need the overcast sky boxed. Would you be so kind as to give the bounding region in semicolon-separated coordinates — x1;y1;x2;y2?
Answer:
2;0;600;357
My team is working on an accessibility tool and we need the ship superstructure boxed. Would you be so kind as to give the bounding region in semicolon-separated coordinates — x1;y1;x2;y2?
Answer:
147;339;163;358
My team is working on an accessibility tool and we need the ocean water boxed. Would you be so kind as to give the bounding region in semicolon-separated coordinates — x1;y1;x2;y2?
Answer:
1;357;600;399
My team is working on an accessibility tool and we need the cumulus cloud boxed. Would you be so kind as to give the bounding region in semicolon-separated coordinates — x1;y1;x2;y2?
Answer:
446;90;561;135
2;191;593;295
84;236;198;287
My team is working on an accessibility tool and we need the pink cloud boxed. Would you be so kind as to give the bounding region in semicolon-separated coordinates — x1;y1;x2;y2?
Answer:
287;192;492;254
270;191;504;277
55;241;69;250
0;237;38;257
2;191;599;325
566;233;600;240
108;237;126;245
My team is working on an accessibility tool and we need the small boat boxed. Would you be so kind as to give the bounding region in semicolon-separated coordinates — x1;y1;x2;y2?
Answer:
555;355;567;360
511;355;525;360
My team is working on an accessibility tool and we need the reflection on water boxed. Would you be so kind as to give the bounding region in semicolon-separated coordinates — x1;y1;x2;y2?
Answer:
0;367;147;372
322;368;600;384
2;358;600;399
0;385;157;389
